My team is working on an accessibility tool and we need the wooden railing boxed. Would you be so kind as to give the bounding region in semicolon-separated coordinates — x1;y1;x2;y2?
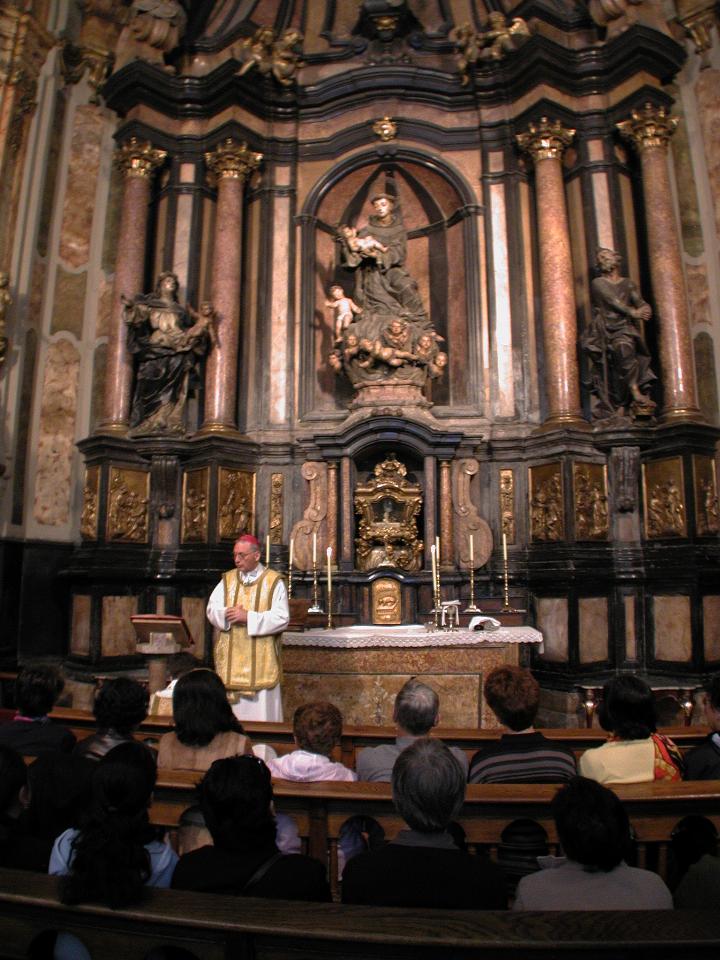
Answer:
0;868;719;960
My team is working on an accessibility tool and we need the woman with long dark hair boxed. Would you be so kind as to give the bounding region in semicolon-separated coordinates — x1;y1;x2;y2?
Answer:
157;669;252;771
50;741;176;907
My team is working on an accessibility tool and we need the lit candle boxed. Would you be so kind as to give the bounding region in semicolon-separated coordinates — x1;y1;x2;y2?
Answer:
503;531;508;563
265;535;270;566
312;532;317;565
327;546;332;594
469;533;474;568
289;537;294;571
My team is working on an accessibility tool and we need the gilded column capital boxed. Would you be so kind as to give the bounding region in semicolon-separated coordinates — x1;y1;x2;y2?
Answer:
516;117;575;163
616;103;678;152
205;139;263;185
114;137;167;179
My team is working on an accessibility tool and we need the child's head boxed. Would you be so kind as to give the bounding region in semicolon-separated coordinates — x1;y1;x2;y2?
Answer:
329;285;344;299
339;225;355;238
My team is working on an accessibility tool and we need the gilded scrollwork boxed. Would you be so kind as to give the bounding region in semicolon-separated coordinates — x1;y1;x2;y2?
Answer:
692;455;719;537
530;464;565;542
354;454;422;572
289;462;328;571
181;468;209;543
270;473;284;544
217;468;255;540
106;468;149;542
573;463;609;541
80;466;100;540
499;469;515;544
643;458;687;538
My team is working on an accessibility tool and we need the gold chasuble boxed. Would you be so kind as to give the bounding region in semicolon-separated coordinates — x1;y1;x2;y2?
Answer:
215;567;284;695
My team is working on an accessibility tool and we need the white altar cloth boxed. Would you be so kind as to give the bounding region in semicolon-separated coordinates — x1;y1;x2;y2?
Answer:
283;624;544;652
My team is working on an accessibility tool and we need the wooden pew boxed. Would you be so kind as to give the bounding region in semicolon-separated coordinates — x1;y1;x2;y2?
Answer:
1;868;719;960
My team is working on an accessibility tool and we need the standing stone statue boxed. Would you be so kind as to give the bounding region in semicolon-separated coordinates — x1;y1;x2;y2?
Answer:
123;272;213;437
582;248;657;421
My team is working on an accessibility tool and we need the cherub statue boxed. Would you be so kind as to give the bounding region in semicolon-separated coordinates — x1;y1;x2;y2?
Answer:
234;26;303;86
325;284;363;342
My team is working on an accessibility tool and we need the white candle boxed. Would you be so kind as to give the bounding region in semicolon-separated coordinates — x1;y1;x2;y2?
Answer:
265;535;270;566
435;535;440;566
503;532;508;563
327;546;332;593
312;532;317;565
289;537;294;571
469;533;474;568
430;543;437;597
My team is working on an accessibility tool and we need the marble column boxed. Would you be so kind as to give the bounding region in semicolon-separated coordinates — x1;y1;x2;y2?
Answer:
340;456;353;569
199;139;262;434
517;118;585;430
423;456;437;570
617;104;702;423
97;138;166;433
327;462;338;562
439;460;454;568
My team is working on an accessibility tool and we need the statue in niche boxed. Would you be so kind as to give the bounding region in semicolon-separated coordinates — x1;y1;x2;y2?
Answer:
123;272;214;437
581;248;657;423
327;192;447;399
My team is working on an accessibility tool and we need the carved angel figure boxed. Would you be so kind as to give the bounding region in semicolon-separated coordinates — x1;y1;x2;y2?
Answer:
234;27;303;86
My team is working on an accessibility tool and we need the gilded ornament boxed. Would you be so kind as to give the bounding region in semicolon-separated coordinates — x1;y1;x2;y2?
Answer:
269;473;284;544
354;454;422;572
573;463;609;541
692;455;719;537
451;15;530;85
106;468;149;542
218;468;255;540
529;464;565;542
232;26;303;87
205;139;263;185
516;117;575;163
642;458;687;538
371;578;402;625
499;469;515;543
115;137;167;179
372;116;397;142
80;466;100;540
60;42;114;104
181;468;209;543
617;104;678;153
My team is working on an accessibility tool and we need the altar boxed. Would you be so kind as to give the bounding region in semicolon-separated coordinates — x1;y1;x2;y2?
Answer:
280;625;543;728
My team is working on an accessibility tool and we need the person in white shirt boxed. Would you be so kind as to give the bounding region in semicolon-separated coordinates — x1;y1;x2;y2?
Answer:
206;535;289;721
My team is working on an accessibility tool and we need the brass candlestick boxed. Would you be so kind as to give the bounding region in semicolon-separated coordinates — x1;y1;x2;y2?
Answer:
327;588;333;631
287;561;293;599
465;563;481;613
308;558;323;613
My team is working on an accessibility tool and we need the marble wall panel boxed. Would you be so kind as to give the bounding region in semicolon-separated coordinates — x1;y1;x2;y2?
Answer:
101;595;138;657
703;596;720;662
11;329;37;524
653;595;692;662
669;89;704;257
95;272;113;338
624;595;637;660
101;162;124;274
686;263;710;327
50;266;86;338
181;597;206;660
695;68;720;242
578;597;609;663
90;342;107;432
71;595;91;656
694;332;719;426
536;598;568;661
59;106;104;269
37;91;67;259
28;254;47;327
33;338;80;526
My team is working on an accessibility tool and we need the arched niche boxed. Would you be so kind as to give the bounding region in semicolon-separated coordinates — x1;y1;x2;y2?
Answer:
299;153;481;418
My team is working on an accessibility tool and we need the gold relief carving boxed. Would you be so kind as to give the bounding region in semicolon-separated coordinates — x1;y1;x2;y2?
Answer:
0;8;54;89
693;455;719;537
617;104;678;153
516;117;575;163
106;467;149;542
205;139;263;185
115;137;167;179
269;473;284;544
372;578;402;625
499;469;515;544
217;468;255;540
60;41;114;103
372;116;397;141
290;462;328;571
354;454;422;572
181;468;209;543
451;16;530;84
452;459;493;567
232;26;303;87
529;463;565;542
80;465;100;540
573;463;609;541
642;457;687;538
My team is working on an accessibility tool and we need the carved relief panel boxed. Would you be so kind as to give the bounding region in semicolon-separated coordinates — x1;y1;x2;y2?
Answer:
499;468;516;544
642;457;687;538
269;473;284;544
106;467;149;543
452;459;493;567
529;463;564;542
181;468;209;543
80;465;100;540
692;455;719;537
290;462;328;570
371;578;402;625
573;463;609;541
217;468;255;540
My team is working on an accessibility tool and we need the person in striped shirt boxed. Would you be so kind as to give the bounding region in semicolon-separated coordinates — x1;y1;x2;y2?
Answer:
468;666;576;784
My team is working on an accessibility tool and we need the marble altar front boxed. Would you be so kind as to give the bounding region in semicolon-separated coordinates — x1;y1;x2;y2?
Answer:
281;625;543;728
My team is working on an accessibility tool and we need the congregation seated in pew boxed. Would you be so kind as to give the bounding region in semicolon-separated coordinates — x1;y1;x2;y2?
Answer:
74;676;150;762
684;674;720;780
0;664;75;756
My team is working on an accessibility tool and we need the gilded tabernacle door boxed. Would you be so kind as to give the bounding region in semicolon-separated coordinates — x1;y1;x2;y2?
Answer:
354;454;422;572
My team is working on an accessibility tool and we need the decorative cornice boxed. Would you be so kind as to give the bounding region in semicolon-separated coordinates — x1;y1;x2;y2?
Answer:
204;138;262;185
616;102;678;152
114;137;167;178
516;117;575;162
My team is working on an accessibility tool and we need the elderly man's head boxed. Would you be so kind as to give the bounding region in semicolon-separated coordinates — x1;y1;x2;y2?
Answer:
392;738;465;833
393;678;439;736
